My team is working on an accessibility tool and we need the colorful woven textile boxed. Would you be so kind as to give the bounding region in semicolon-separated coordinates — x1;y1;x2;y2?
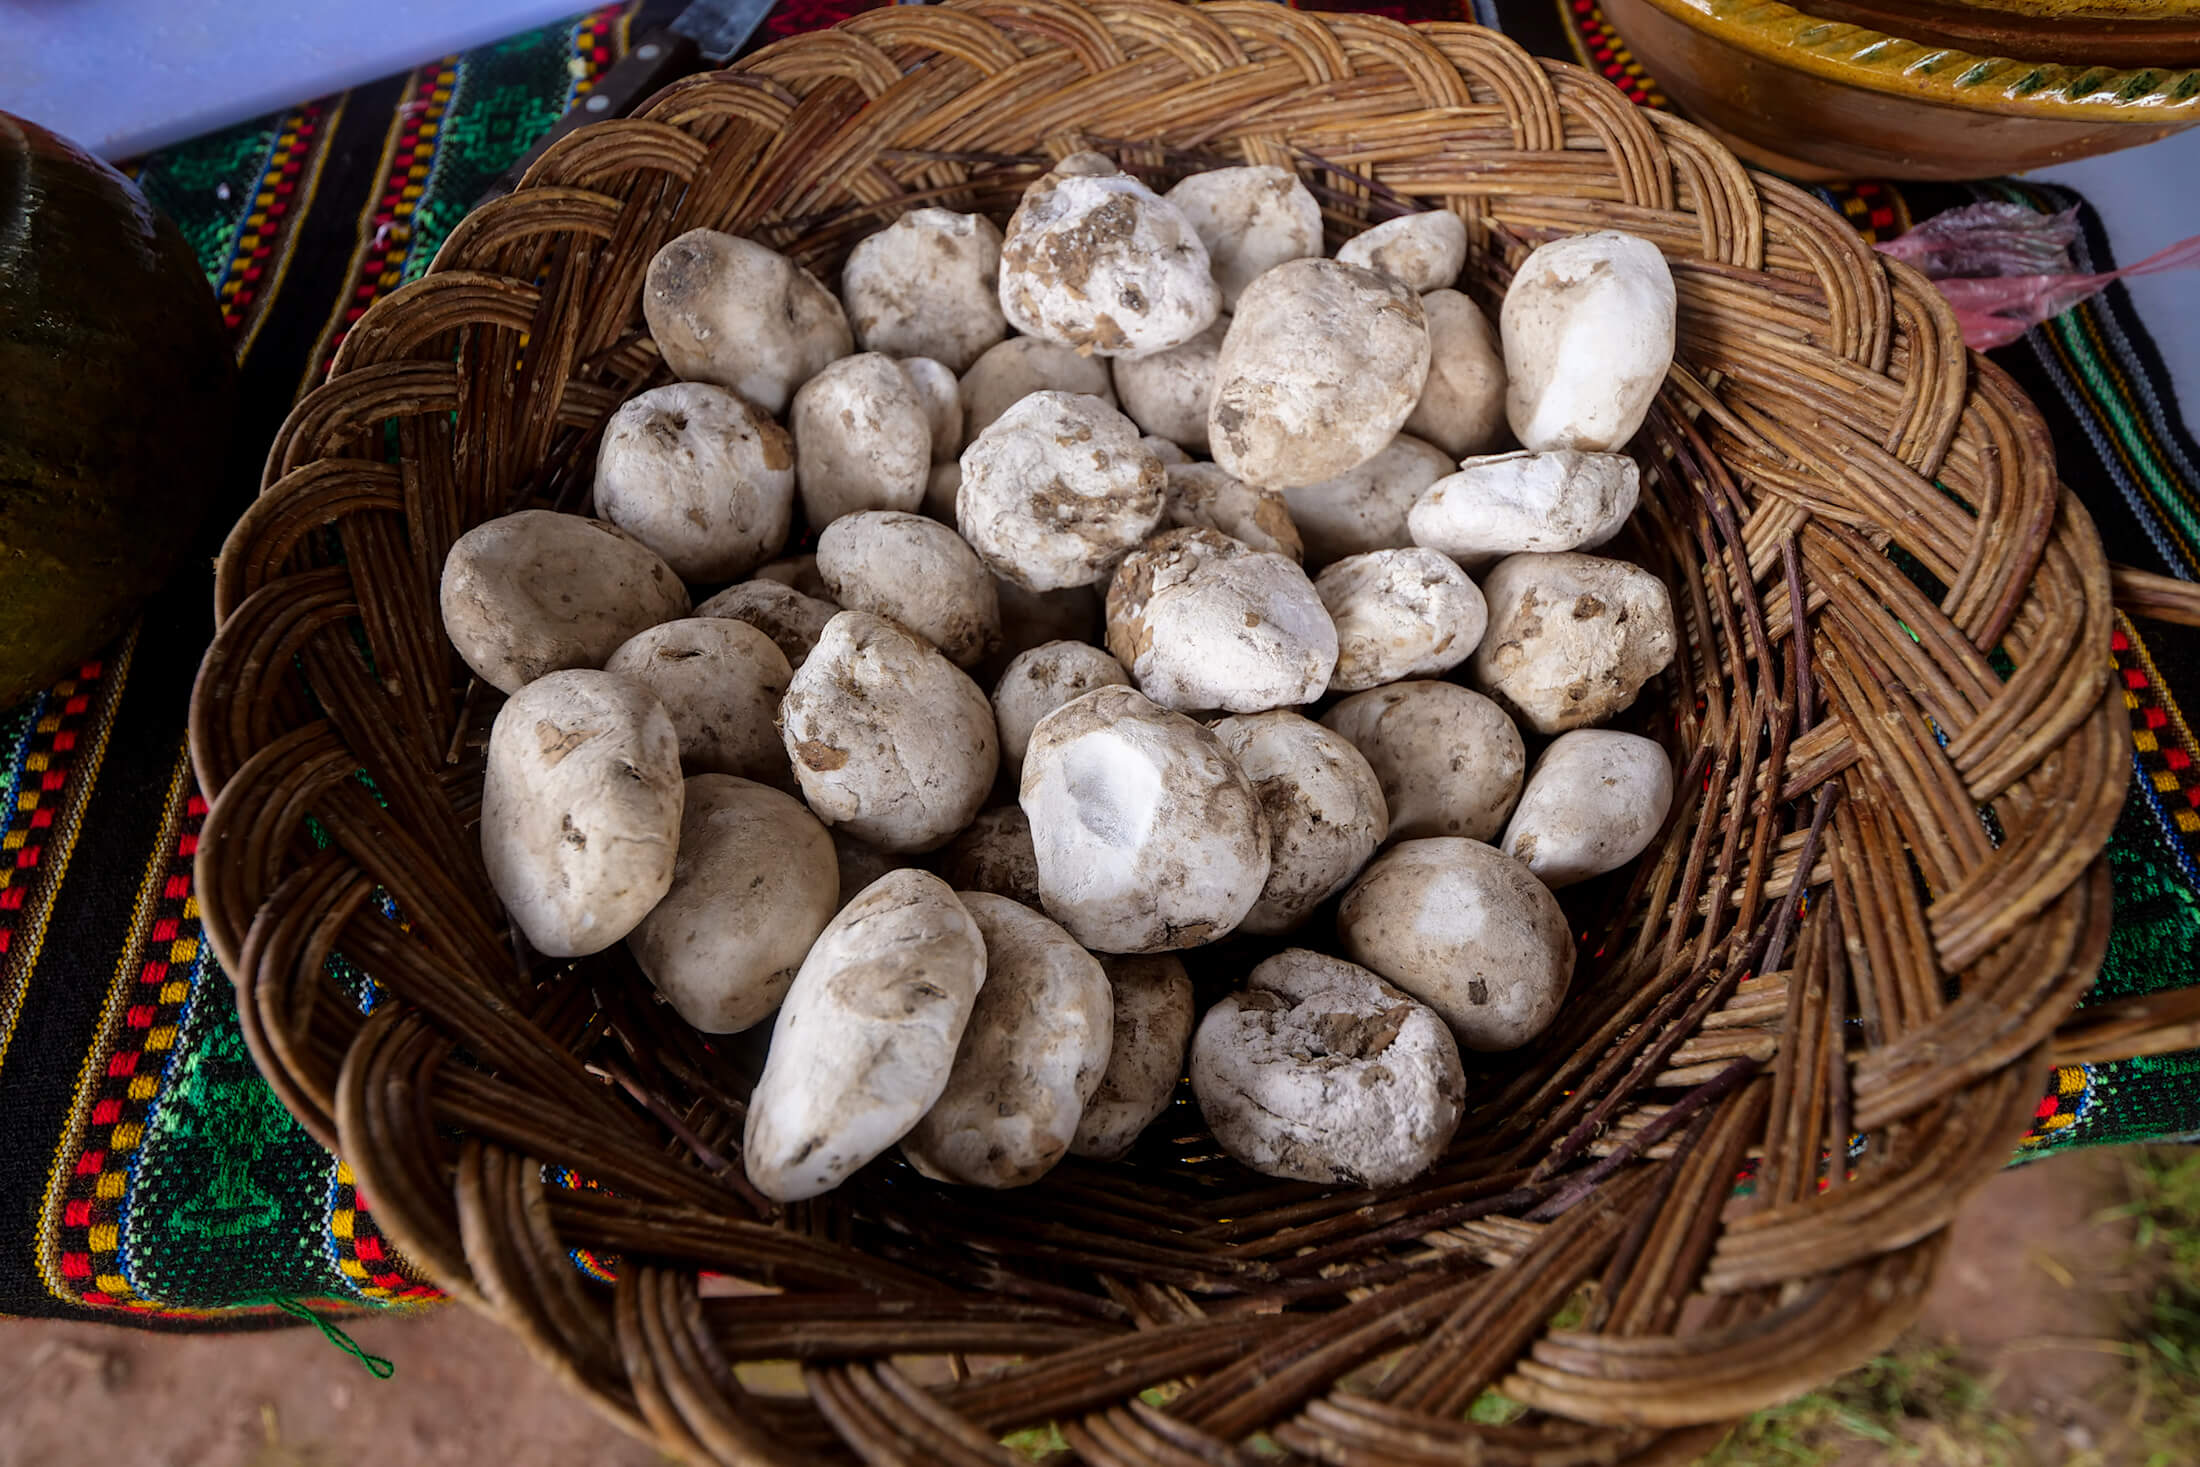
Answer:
1;0;2195;1328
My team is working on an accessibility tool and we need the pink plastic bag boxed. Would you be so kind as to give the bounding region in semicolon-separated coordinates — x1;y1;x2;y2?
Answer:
1876;202;2200;351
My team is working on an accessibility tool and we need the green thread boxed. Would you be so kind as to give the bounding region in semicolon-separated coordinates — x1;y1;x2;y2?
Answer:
271;1298;396;1378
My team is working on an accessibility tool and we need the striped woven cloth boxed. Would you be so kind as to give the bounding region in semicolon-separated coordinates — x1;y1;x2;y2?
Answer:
0;0;2193;1327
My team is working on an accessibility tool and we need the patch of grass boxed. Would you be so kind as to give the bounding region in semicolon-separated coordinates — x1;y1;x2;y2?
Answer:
2118;1148;2200;1467
1696;1344;2028;1467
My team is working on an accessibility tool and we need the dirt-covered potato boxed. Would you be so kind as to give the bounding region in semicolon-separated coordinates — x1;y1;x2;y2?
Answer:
1335;210;1469;293
695;579;838;671
992;640;1132;778
842;209;1007;372
1469;552;1677;734
899;357;964;462
1321;682;1524;842
998;151;1219;356
959;337;1117;445
1502;730;1673;887
1281;434;1454;569
1212;711;1387;935
1020;685;1270;952
1142;436;1192;466
480;670;681;957
1404;289;1506;460
816;510;1001;667
1408;450;1638;566
1163;165;1323;310
1191;949;1463;1186
1112;317;1224;453
1105;529;1335;713
1339;837;1572;1050
605;618;792;785
1315;547;1487;692
932;806;1042;907
958;391;1166;592
791;352;930;527
753;554;831;600
441;511;689;694
628;775;836;1033
743;870;984;1202
1071;954;1193;1161
902;893;1113;1187
644;229;851;415
1163;463;1302;561
593;382;794;582
1503;231;1676;452
1210;259;1430;489
781;612;999;852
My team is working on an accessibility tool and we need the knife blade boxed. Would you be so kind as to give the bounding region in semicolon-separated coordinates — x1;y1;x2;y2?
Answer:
475;0;779;207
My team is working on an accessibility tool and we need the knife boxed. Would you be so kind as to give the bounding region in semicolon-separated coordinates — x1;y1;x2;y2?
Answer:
475;0;780;207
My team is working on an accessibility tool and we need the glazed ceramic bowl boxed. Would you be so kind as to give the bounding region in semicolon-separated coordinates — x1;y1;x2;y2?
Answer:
1600;0;2200;179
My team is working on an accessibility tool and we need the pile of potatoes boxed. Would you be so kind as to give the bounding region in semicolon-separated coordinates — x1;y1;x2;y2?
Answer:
441;152;1684;1201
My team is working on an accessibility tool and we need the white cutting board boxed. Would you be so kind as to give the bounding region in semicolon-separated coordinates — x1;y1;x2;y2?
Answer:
0;0;597;160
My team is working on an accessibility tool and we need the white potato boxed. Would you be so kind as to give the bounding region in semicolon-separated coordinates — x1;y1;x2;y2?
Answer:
629;776;836;1032
899;357;964;463
932;806;1042;907
1211;711;1387;935
816;510;1000;667
1336;210;1469;293
842;209;1008;372
1105;529;1335;713
902;893;1113;1188
991;640;1132;778
1503;230;1676;452
1469;551;1677;734
593;382;794;582
1020;685;1270;952
781;612;999;852
1112;318;1225;453
1192;950;1463;1186
1281;434;1453;569
959;337;1117;445
1315;547;1487;692
1163;463;1302;561
1210;259;1430;489
695;579;839;672
1071;954;1193;1161
1502;730;1673;887
1339;837;1573;1050
958;391;1166;592
441;511;689;695
1404;289;1506;460
791;352;931;527
644;229;850;415
480;670;681;957
1321;681;1524;842
1164;165;1323;310
605;618;792;785
998;152;1220;357
1408;450;1639;566
743;870;985;1202
1142;435;1192;466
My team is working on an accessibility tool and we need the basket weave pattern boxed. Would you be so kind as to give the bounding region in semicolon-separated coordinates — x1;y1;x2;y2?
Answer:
192;4;2127;1461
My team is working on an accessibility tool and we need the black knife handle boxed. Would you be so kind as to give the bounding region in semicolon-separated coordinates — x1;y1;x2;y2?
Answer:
475;28;702;207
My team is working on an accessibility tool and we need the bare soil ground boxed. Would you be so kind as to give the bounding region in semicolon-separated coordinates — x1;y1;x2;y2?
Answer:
0;1145;2174;1466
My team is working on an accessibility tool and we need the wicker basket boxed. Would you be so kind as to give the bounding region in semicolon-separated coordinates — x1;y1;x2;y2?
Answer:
191;3;2145;1460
